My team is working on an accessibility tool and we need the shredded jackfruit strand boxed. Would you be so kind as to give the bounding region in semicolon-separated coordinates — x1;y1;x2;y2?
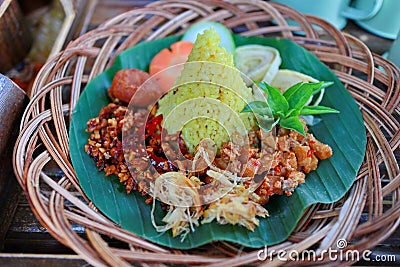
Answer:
150;172;203;240
150;185;202;240
202;191;268;231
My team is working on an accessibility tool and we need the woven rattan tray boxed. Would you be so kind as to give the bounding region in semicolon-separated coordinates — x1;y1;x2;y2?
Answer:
13;0;400;266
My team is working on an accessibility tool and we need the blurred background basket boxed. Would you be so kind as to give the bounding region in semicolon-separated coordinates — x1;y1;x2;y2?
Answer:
13;0;400;266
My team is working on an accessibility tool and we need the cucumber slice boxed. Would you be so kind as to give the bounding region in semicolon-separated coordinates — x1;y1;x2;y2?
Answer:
182;21;235;54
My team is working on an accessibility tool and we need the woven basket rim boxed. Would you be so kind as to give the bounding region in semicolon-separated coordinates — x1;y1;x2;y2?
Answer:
13;1;400;266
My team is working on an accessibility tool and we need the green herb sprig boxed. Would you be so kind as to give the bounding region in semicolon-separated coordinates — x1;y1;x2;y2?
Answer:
242;81;339;135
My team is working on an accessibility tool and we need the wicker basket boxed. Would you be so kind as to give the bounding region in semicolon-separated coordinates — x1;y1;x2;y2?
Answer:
13;0;400;266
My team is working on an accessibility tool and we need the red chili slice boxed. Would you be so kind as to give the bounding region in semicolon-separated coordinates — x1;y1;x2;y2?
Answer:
145;114;163;138
274;165;281;174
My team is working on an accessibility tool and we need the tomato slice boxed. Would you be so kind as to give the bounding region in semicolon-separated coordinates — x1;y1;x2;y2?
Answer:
149;41;194;93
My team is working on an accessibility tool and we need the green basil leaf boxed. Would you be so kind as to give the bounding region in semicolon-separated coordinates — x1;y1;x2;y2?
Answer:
258;82;289;115
285;108;298;117
241;101;272;116
286;84;314;111
280;116;306;136
276;111;286;118
284;82;332;100
313;81;334;95
255;114;278;132
300;105;340;115
282;82;302;100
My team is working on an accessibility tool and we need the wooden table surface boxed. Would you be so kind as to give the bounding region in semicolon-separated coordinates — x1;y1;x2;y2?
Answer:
0;0;399;266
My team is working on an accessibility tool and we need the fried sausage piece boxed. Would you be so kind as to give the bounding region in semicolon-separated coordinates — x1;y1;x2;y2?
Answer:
108;69;163;106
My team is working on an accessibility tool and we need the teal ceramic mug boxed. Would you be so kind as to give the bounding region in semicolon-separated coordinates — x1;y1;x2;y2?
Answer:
270;0;383;30
353;0;400;39
387;29;400;67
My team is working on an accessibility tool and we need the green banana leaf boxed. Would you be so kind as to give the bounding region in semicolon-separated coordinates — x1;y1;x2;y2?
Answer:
69;34;366;249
